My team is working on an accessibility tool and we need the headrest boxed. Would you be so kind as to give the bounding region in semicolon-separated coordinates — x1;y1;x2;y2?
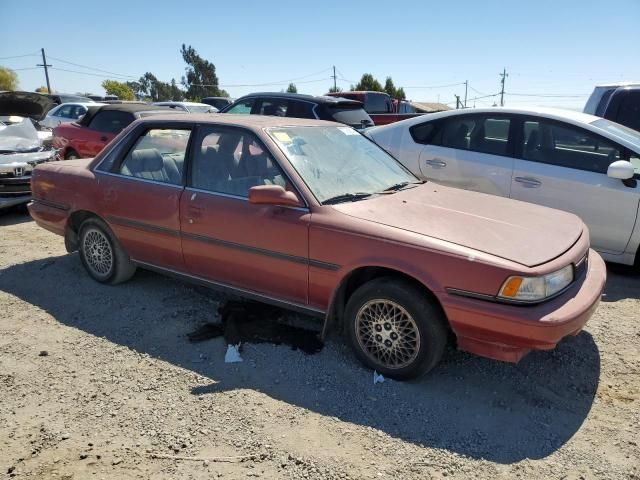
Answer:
130;148;164;173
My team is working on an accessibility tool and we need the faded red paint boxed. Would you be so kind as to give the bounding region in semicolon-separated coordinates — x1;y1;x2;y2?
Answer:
29;114;606;364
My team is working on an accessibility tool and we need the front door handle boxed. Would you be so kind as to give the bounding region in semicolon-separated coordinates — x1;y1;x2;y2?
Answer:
514;176;542;188
425;159;447;168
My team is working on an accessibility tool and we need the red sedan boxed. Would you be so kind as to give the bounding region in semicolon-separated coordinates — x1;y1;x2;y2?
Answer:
29;114;606;379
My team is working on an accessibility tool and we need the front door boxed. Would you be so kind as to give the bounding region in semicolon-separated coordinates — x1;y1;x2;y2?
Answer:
180;125;309;304
419;114;514;197
97;125;192;269
510;117;640;255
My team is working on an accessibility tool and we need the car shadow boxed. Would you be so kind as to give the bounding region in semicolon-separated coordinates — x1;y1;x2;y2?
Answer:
602;264;640;302
0;207;32;226
0;254;601;464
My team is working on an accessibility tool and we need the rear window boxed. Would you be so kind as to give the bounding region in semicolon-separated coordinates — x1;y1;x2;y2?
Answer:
366;93;391;114
88;111;133;134
328;105;373;129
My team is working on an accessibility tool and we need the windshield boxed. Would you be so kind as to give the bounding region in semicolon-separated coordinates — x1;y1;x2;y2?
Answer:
267;126;418;204
591;118;640;151
188;104;215;113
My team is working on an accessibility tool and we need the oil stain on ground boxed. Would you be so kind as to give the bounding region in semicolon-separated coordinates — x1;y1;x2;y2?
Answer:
187;300;324;355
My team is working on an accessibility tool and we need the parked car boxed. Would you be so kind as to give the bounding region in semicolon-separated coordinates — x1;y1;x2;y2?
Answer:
220;92;374;129
152;101;218;113
46;93;95;105
326;91;423;126
201;96;233;110
29;113;605;378
0;91;58;210
366;107;640;266
584;83;640;132
52;103;180;159
41;102;106;129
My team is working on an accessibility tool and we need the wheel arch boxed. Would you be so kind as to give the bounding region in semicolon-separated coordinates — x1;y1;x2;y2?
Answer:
64;210;107;252
322;265;449;339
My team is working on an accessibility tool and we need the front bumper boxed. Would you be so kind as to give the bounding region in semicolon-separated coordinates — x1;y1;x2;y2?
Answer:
0;149;57;208
441;249;606;362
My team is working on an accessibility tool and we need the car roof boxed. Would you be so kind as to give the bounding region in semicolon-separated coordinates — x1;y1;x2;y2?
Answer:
595;81;640;88
136;113;339;128
99;103;172;113
154;101;211;106
233;92;362;105
55;102;106;108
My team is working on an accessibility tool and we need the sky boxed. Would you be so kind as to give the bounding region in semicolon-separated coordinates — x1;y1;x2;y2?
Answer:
1;0;639;110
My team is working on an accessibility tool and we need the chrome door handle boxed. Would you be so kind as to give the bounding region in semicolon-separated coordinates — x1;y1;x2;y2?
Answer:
425;159;447;168
514;177;541;188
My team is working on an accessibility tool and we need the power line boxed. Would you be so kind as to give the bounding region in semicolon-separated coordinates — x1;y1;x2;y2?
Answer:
49;67;129;79
47;55;138;79
0;52;39;60
403;82;465;89
505;92;590;98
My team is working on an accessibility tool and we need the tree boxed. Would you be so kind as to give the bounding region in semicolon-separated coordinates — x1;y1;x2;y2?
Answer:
35;86;49;94
352;73;383;92
383;77;406;100
286;83;297;93
101;80;134;100
180;44;225;100
0;66;18;91
328;86;342;93
129;73;183;102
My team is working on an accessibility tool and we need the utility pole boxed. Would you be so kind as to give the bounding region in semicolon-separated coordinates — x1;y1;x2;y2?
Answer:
499;68;508;107
464;80;468;108
37;48;52;93
332;66;337;92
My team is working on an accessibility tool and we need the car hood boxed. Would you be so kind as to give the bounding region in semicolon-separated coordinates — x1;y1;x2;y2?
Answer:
0;91;56;121
331;184;583;268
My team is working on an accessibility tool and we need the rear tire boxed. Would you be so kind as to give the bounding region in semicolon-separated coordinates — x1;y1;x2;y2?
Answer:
345;277;447;380
65;149;79;160
78;217;136;285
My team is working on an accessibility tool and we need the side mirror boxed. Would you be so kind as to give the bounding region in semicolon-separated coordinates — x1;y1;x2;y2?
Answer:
248;185;303;208
607;160;635;180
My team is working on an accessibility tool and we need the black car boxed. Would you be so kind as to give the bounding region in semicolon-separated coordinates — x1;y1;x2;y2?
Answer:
201;96;233;111
219;92;374;129
584;83;640;132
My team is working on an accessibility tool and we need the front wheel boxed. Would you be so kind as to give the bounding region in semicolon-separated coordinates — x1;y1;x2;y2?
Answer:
79;217;136;284
345;278;448;379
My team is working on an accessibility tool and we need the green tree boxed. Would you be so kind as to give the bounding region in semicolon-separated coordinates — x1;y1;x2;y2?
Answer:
352;73;383;92
35;86;49;94
0;66;18;91
131;73;183;101
180;44;224;100
101;80;134;100
383;77;406;100
286;83;297;93
328;86;342;93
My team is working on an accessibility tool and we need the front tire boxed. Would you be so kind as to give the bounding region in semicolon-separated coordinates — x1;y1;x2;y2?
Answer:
345;277;447;379
79;217;136;284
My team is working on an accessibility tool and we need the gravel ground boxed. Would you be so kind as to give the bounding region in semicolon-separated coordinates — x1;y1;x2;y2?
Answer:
0;210;638;479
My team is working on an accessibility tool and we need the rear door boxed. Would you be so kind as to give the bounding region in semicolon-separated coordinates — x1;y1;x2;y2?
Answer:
510;116;639;254
418;114;515;196
95;124;192;269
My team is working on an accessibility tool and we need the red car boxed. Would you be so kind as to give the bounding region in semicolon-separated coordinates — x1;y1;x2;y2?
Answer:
52;103;176;159
326;91;424;126
29;114;606;379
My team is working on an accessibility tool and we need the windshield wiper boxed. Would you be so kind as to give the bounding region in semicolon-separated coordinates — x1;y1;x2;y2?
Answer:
382;181;424;193
322;192;373;205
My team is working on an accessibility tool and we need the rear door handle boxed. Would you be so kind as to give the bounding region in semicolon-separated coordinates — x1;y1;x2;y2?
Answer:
514;176;542;188
425;159;447;168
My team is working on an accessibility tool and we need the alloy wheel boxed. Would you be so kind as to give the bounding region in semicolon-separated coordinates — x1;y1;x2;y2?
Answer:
355;299;421;369
83;228;113;277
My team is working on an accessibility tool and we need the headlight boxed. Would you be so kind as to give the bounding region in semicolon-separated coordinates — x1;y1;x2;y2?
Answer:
498;264;573;302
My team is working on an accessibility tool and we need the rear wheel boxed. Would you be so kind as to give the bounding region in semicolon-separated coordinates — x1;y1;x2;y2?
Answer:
79;217;136;284
65;149;79;160
345;277;447;379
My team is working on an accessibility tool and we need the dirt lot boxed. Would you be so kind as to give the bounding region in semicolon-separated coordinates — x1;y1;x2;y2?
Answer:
0;210;638;479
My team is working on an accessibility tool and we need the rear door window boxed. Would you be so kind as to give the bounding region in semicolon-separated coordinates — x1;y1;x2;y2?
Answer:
89;111;134;134
439;116;511;156
119;128;191;185
56;105;73;118
520;118;623;173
